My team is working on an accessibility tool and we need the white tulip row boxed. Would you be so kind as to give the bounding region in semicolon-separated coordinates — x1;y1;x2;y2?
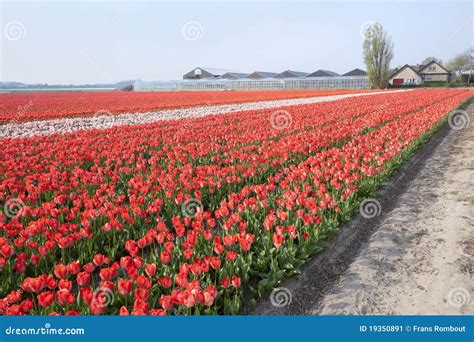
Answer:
0;90;409;140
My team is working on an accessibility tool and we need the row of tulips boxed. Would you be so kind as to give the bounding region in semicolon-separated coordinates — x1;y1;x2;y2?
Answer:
0;89;462;283
0;89;472;315
0;89;379;123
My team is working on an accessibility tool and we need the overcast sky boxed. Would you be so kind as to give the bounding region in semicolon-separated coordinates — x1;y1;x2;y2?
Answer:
1;0;472;84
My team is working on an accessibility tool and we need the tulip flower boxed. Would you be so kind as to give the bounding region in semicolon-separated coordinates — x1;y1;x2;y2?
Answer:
37;291;54;307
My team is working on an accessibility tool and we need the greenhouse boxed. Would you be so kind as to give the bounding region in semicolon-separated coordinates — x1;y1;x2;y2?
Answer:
133;76;369;91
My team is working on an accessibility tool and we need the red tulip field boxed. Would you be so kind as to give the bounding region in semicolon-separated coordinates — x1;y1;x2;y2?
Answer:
0;89;378;123
0;88;472;316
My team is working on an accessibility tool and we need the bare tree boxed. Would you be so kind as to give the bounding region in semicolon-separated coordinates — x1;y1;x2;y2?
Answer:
446;48;473;83
420;57;443;65
363;23;394;88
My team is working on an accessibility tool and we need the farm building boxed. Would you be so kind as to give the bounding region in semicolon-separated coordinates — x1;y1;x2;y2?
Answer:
246;71;279;79
166;66;370;91
275;70;309;78
221;72;250;80
342;68;367;76
183;67;369;80
183;67;237;80
389;61;451;85
306;69;340;77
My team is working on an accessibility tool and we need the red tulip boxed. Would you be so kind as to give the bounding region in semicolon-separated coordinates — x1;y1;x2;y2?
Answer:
77;272;91;287
68;261;81;274
136;276;151;289
163;241;174;253
99;267;117;281
37;291;54;307
231;275;241;288
160;251;171;264
93;254;105;267
214;243;224;255
158;276;172;288
30;254;40;265
54;264;68;279
83;262;96;273
119;306;129;315
159;295;173;311
209;256;221;270
20;299;33;313
145;263;156;277
5;305;22;316
133;257;144;269
203;285;217;306
175;273;188;288
221;277;230;289
80;287;93;305
1;245;14;259
134;288;149;301
117;279;133;296
149;309;167;316
183;249;193;260
56;289;75;305
58;279;72;291
272;233;285;248
22;277;44;293
65;310;80;316
226;251;237;262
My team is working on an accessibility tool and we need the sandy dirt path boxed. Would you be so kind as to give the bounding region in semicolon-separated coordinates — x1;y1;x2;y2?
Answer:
316;104;473;315
252;101;473;316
